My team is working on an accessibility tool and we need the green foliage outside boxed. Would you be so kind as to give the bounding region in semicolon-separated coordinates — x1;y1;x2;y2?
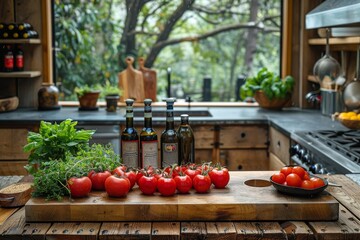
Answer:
54;0;281;102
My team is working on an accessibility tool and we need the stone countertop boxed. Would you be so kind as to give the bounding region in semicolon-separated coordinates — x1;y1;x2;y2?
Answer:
0;106;348;136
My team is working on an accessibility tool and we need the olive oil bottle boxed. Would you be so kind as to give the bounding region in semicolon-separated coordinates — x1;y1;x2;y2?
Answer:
140;99;158;168
121;99;139;168
161;98;179;168
177;114;195;165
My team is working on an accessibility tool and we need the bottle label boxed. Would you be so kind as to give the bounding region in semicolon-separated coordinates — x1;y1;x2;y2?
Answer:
144;112;152;118
141;140;158;168
126;111;134;118
16;55;24;69
162;142;178;165
121;140;139;168
4;55;14;69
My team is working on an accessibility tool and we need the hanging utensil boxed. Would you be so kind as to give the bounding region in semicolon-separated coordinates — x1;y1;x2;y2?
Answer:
313;28;341;90
343;46;360;110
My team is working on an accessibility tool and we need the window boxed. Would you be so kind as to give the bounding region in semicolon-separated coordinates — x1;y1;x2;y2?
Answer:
54;0;282;102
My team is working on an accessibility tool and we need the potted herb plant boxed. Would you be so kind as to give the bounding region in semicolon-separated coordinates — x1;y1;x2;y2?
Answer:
75;85;101;110
240;68;295;109
101;81;122;112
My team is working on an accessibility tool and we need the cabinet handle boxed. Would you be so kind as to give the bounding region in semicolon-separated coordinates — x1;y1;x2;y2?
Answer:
240;132;246;138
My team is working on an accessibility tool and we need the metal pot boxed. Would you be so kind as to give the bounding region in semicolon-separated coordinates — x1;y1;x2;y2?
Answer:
343;46;360;111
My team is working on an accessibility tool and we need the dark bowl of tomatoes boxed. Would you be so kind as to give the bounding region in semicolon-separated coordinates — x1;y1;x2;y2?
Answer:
270;176;328;197
270;165;329;197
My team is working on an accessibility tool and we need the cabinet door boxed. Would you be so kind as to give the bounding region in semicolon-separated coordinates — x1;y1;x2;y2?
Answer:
220;125;268;149
269;127;290;165
0;128;30;160
222;149;268;171
269;152;286;170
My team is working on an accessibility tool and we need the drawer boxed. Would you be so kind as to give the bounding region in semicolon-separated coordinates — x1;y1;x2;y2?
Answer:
269;152;286;170
0;161;28;175
0;129;30;160
269;127;290;165
221;149;268;171
220;125;268;149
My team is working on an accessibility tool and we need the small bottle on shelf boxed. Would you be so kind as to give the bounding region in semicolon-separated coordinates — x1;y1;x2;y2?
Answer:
3;45;14;72
17;23;33;32
14;45;24;71
177;114;195;165
161;98;179;168
140;99;158;168
121;99;140;168
22;30;38;39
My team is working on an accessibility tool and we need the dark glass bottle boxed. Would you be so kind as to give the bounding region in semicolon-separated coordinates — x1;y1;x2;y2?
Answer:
18;23;32;32
121;99;139;168
140;99;158;168
177;114;195;165
161;98;179;168
15;45;24;71
3;45;14;72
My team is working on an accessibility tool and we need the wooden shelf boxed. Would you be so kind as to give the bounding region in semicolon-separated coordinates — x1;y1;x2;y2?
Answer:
0;71;41;78
308;37;360;51
0;39;41;44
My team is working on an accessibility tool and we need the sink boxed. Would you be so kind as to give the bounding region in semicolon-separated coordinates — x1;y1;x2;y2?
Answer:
129;108;212;118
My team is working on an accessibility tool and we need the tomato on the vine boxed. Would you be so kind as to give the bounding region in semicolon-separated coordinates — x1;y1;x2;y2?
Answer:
67;176;92;198
157;176;177;196
138;175;157;195
88;170;111;191
193;173;212;193
125;170;137;189
174;174;192;194
292;166;306;179
185;167;201;180
105;175;131;197
209;166;230;189
112;166;126;177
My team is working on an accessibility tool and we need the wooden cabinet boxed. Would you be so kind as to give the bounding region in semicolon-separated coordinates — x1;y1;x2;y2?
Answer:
268;126;290;170
0;125;38;175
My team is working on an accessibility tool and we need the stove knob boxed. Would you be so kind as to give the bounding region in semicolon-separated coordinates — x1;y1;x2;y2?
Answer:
290;144;300;156
313;163;323;174
298;148;306;160
302;152;311;164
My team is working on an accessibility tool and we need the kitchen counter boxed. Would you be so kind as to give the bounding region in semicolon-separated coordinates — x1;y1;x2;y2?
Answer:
1;173;360;239
0;106;348;135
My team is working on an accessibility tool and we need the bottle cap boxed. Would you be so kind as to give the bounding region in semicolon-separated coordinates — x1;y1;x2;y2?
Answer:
144;99;152;106
180;114;189;120
125;99;134;106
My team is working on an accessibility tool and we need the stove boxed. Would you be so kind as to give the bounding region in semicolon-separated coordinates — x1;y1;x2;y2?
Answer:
291;130;360;174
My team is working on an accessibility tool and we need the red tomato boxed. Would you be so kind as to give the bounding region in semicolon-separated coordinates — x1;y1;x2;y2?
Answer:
67;176;92;198
185;168;201;180
303;171;310;180
112;166;126;177
125;170;137;189
301;180;314;189
105;175;131;197
157;177;177;196
280;166;293;176
209;167;230;188
271;172;286;184
136;170;144;184
138;175;157;195
286;173;302;187
292;166;306;179
174;174;192;194
88;170;111;190
310;177;325;188
193;174;212;193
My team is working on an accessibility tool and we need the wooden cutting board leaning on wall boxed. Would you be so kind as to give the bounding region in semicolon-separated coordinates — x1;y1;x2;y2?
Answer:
138;57;157;102
118;57;145;102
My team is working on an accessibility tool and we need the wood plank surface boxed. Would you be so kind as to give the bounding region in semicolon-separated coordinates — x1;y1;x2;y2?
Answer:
25;171;339;222
99;222;151;240
280;221;315;240
152;222;180;240
234;222;285;239
46;222;101;240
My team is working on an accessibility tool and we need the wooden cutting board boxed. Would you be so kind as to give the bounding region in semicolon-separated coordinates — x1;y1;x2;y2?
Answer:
138;57;157;102
118;56;145;102
25;171;339;222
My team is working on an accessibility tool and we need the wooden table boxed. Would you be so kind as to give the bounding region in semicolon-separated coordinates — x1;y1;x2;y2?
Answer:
1;174;360;239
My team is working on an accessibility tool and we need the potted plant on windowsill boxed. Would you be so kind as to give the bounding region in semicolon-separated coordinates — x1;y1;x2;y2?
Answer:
75;85;101;110
101;81;123;112
240;68;295;109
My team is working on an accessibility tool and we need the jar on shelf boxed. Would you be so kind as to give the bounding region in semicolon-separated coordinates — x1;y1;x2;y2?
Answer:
38;83;61;110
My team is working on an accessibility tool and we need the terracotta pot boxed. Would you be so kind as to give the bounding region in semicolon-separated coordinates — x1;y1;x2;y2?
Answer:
254;90;291;110
77;91;101;109
105;94;119;112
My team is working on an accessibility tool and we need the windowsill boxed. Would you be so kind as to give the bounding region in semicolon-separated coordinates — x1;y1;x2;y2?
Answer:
59;101;259;108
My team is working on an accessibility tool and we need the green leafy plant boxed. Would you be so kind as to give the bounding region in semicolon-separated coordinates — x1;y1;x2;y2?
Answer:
240;68;294;100
23;119;95;174
74;85;101;97
31;144;121;200
101;80;123;97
